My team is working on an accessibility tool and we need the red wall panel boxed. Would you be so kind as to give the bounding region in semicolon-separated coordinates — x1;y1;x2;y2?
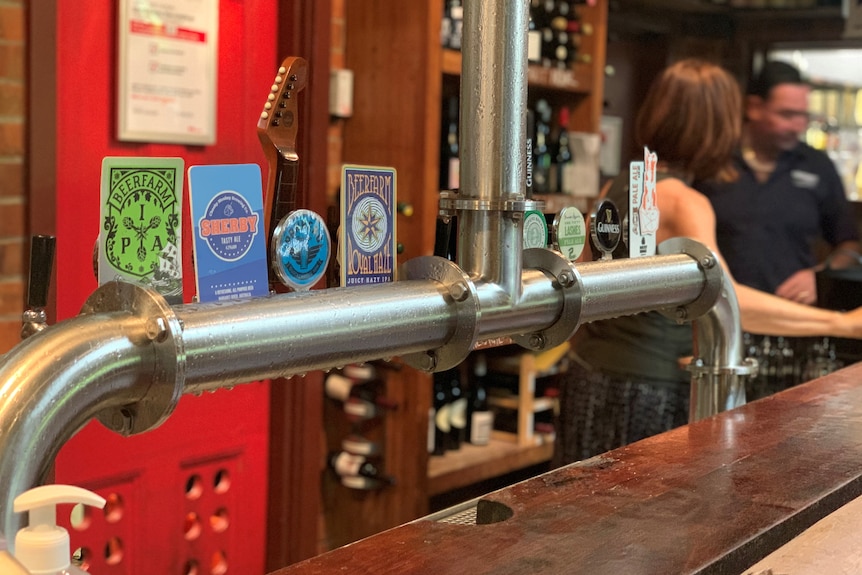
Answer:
51;2;279;573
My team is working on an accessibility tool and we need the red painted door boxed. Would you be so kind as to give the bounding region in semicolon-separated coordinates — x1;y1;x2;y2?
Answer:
49;2;278;573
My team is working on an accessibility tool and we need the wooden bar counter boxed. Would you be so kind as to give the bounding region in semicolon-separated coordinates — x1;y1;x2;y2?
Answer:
273;364;862;574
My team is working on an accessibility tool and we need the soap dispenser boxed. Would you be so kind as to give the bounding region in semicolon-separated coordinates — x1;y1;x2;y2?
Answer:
14;484;106;574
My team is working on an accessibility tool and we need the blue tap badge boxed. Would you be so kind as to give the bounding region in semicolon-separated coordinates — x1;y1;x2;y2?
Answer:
188;164;269;303
272;209;331;291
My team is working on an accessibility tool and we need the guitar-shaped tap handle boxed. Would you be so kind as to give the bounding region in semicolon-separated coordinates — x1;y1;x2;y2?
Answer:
257;56;308;287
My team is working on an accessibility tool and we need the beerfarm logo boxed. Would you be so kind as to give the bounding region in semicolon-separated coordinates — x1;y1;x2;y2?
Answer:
198;191;259;262
103;168;179;278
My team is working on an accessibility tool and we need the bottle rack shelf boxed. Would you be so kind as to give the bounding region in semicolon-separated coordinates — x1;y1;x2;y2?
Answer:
442;49;593;94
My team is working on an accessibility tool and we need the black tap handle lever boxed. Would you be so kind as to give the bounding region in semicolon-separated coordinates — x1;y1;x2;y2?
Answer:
27;235;56;309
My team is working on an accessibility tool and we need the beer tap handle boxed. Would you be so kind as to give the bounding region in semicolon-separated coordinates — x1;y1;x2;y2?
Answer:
27;235;56;309
21;235;56;340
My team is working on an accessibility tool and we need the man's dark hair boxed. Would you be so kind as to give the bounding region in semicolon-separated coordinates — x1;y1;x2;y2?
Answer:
747;60;805;98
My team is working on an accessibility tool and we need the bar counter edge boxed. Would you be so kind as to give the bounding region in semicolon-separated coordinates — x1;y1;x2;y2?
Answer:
271;363;862;575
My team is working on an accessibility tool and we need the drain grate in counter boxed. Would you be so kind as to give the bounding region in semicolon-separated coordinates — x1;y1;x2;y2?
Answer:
435;505;477;526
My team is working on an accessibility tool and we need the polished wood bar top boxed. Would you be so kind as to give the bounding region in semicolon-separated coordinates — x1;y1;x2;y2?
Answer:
272;364;862;575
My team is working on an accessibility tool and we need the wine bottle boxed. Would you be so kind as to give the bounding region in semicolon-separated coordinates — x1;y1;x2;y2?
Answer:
446;369;467;449
539;0;557;68
555;107;575;195
447;0;464;50
324;370;396;422
466;354;494;445
328;451;394;489
341;434;381;457
440;0;453;48
528;1;542;63
533;99;553;195
431;371;452;455
440;96;460;191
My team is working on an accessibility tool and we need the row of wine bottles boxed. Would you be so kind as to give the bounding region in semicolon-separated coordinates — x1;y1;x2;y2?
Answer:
744;335;843;402
324;363;397;423
324;363;398;490
441;0;594;70
529;0;594;69
328;448;394;490
429;354;494;456
440;95;580;196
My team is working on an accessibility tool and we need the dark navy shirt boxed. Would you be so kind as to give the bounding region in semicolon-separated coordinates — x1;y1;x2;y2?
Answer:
698;142;858;294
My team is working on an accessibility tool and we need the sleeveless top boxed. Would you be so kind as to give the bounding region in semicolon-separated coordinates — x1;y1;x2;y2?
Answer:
573;169;693;385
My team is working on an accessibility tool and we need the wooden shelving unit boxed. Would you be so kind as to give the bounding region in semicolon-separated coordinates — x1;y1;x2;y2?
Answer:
330;0;608;550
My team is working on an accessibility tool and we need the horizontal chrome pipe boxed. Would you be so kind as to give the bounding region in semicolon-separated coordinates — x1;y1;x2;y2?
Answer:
178;280;456;393
0;245;722;544
577;254;707;323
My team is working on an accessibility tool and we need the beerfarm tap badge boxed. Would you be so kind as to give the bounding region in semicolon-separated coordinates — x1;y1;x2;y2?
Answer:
98;156;184;304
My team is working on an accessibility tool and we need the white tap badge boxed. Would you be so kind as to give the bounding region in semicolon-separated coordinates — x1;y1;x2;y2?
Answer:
628;160;644;258
628;147;659;258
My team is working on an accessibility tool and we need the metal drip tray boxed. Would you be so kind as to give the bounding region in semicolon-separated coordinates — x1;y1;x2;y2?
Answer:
424;496;513;526
435;505;478;526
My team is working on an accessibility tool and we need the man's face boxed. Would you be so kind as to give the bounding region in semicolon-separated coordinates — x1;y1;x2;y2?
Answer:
748;83;810;153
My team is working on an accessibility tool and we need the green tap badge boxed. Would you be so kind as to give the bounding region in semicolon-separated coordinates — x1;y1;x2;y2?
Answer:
99;157;185;303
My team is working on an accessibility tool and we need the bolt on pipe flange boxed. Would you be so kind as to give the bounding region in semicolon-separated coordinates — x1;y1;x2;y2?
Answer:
511;248;583;352
656;237;724;324
79;281;186;436
401;256;480;372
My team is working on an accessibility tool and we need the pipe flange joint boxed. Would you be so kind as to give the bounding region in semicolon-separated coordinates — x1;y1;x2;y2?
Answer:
400;256;479;372
511;248;583;352
656;237;724;324
687;356;759;377
438;190;544;217
80;281;185;436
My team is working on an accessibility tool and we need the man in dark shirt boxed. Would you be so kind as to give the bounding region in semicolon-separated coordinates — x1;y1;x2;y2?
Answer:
699;60;861;397
700;60;860;306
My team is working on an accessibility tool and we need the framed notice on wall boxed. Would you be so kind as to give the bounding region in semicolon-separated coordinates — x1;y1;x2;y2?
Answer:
118;0;219;145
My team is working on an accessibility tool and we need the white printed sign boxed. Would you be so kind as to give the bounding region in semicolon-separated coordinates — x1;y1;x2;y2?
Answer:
628;147;659;258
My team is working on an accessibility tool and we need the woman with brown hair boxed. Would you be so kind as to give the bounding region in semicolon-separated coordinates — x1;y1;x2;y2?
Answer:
554;59;862;466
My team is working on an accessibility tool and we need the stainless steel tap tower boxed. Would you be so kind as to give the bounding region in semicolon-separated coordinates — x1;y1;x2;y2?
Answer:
0;0;751;548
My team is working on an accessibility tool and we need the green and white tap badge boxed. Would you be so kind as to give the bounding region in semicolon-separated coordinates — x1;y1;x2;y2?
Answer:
99;157;185;303
523;210;548;249
552;206;586;261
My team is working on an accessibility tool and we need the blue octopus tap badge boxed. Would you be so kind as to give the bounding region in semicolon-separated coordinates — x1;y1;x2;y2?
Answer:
272;209;331;291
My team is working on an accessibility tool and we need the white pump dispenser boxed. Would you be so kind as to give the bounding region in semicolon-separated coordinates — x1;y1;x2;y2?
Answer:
13;485;106;575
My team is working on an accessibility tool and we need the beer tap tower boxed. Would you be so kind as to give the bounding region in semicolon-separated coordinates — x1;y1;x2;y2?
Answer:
0;0;752;554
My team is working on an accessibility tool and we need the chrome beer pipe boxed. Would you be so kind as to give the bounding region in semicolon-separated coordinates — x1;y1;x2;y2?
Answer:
578;238;751;422
453;0;529;301
0;247;723;544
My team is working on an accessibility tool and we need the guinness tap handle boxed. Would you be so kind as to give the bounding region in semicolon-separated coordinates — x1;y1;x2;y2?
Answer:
27;235;56;309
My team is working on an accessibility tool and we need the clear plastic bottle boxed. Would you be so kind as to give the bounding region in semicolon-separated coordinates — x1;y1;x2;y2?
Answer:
13;484;106;574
